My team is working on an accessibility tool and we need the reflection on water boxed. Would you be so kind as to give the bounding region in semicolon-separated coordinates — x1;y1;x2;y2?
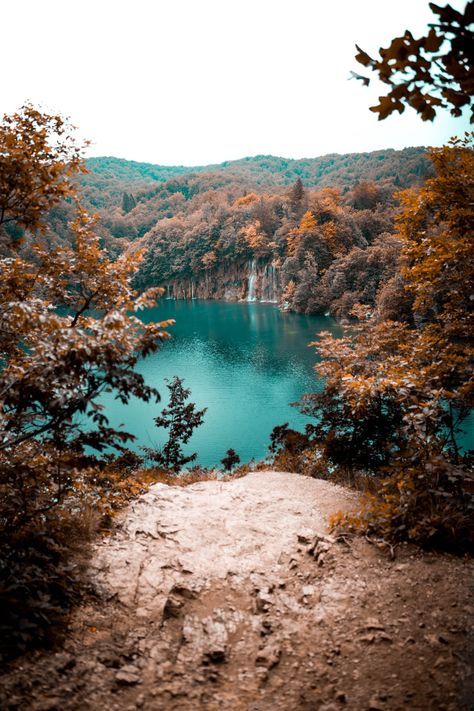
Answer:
99;300;341;467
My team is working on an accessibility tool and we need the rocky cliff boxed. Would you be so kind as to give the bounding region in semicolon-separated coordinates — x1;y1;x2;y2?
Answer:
165;259;281;304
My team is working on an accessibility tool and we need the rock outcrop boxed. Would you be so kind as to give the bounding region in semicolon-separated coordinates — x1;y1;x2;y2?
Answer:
1;472;473;711
165;259;281;303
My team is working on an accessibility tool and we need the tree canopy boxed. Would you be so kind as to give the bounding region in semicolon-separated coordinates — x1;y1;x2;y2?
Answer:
0;104;85;231
354;1;474;122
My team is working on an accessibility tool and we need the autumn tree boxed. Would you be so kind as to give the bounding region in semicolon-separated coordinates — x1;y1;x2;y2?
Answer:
295;4;474;549
350;180;382;210
353;1;474;122
304;139;474;548
0;105;172;655
0;105;85;232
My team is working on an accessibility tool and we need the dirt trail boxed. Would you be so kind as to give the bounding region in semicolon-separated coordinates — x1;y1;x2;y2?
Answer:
1;471;473;710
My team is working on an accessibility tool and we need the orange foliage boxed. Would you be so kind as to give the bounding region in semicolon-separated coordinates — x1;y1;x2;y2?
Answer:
234;192;259;207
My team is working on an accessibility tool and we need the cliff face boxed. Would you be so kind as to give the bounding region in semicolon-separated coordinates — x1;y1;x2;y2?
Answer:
165;259;281;304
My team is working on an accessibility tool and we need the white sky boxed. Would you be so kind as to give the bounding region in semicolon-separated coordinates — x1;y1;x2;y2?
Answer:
2;0;469;165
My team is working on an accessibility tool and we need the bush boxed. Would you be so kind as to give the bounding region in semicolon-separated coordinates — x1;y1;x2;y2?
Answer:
330;455;474;552
0;511;97;663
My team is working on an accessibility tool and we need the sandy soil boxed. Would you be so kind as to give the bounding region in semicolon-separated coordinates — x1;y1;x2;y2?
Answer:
1;471;473;710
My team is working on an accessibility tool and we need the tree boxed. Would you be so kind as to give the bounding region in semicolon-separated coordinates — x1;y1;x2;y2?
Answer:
305;140;474;547
289;177;304;206
0;106;172;654
0;104;85;231
122;192;136;214
221;448;240;472
0;106;174;526
354;1;474;122
143;376;206;474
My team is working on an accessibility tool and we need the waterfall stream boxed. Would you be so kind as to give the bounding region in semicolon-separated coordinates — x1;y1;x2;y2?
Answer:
247;259;257;302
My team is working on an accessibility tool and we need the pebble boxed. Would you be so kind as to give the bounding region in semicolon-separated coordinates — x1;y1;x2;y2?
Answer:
115;665;141;685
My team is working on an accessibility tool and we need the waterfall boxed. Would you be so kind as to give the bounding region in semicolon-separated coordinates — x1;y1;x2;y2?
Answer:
166;284;171;299
247;259;257;302
260;264;278;303
271;264;278;302
191;281;195;300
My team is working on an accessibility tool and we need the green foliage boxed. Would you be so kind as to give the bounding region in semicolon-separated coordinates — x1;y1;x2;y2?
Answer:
122;191;137;214
142;376;207;474
354;1;474;122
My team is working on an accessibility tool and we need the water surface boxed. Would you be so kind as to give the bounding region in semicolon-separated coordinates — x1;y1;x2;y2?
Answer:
100;300;341;467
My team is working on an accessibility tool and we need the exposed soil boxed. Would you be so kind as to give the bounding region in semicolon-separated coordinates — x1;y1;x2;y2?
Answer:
1;471;473;710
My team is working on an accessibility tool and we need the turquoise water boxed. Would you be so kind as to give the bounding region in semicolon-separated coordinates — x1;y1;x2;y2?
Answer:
99;300;341;468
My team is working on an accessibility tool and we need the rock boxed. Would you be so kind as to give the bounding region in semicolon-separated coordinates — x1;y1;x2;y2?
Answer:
203;618;228;663
255;666;269;683
424;633;442;647
297;530;314;544
362;618;385;631
256;643;281;669
255;590;273;613
368;697;385;710
359;631;392;644
115;665;141;685
163;594;184;619
53;653;76;673
307;534;335;566
171;583;197;600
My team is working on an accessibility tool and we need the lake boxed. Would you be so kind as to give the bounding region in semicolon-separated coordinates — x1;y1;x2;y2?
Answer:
99;299;341;468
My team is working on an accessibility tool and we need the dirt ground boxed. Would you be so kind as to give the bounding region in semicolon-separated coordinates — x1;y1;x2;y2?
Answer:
1;471;473;710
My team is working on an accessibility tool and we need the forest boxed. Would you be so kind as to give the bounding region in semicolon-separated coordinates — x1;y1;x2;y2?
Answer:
26;146;434;319
0;0;473;678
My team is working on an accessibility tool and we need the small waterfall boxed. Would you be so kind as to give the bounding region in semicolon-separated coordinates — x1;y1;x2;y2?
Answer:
191;281;195;300
261;263;278;302
271;264;278;302
247;259;257;302
166;284;172;299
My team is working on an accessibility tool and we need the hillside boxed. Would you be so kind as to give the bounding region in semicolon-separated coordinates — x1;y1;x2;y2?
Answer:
81;147;433;209
35;146;434;319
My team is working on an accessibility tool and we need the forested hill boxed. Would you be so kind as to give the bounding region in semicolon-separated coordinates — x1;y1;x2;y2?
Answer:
81;147;432;209
33;145;435;320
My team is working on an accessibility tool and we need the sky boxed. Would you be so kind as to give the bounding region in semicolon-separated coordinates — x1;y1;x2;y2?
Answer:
2;0;469;166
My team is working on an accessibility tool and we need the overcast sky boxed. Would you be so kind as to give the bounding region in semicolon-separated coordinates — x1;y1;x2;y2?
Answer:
2;0;469;165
